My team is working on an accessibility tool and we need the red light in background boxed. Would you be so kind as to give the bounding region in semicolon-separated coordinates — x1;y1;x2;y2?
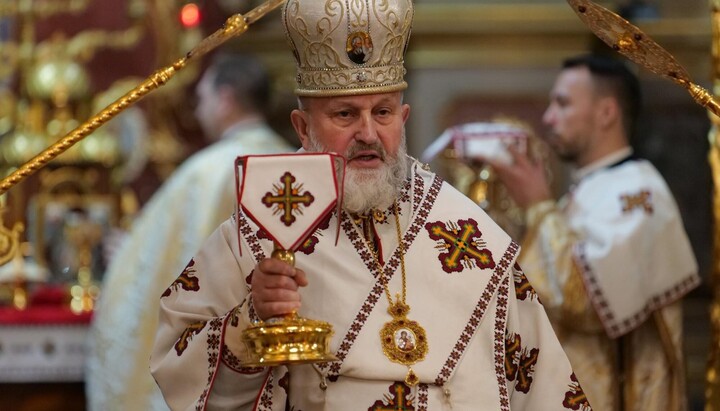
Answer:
180;3;201;28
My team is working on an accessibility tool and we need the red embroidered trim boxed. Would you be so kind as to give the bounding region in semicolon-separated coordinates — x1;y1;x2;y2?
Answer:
237;211;268;323
317;175;442;379
416;383;429;410
574;242;700;338
432;241;518;409
495;276;511;411
196;317;223;410
256;369;276;411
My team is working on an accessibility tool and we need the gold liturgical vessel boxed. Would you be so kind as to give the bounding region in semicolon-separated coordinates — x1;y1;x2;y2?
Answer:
235;154;344;366
240;246;337;366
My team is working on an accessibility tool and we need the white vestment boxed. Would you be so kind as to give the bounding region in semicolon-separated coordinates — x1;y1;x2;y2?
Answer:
519;149;699;411
151;159;592;411
87;122;294;411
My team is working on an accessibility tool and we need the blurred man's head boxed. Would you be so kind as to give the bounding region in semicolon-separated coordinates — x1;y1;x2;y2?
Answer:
542;54;641;167
195;53;270;141
283;0;414;214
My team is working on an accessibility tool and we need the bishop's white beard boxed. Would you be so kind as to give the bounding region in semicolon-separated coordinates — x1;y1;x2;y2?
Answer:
306;133;408;215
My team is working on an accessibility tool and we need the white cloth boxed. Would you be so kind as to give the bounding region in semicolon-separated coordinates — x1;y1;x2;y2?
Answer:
520;150;699;411
86;122;294;411
238;153;342;251
151;158;591;411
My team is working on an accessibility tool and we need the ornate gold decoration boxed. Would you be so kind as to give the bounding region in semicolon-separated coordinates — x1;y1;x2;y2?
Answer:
365;203;428;386
428;119;541;241
0;0;90;19
0;194;28;310
64;214;102;314
0;196;24;267
0;0;286;197
707;2;720;408
282;0;413;97
565;0;720;119
240;245;338;366
0;0;150;172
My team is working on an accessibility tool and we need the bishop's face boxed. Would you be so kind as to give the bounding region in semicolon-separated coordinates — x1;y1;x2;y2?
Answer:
291;92;411;214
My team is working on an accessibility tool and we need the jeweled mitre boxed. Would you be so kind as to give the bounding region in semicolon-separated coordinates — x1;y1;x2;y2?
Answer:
282;0;414;97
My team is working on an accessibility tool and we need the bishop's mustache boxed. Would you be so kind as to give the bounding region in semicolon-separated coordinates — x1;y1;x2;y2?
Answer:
346;141;387;161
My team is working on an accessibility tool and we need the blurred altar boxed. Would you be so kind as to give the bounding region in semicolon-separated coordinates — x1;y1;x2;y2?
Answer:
0;0;716;410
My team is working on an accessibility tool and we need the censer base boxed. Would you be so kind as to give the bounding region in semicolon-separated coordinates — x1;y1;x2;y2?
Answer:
241;315;337;367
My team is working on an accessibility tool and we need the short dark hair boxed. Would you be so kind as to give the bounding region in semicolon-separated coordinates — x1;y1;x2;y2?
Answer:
563;54;641;138
209;53;271;115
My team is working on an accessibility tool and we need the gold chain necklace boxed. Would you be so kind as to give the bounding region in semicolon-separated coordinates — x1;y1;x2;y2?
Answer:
360;202;428;386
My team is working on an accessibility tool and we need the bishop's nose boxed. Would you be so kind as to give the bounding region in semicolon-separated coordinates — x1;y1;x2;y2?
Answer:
354;112;379;145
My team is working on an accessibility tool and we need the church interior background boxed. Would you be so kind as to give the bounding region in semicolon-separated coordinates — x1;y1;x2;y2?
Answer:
0;0;716;409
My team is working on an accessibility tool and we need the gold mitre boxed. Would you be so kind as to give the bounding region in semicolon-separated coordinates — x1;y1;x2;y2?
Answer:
282;0;414;97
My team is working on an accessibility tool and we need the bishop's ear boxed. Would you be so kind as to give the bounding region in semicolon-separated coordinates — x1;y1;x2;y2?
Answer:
290;109;311;150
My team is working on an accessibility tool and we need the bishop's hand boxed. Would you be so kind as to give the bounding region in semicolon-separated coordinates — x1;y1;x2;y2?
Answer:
251;258;308;321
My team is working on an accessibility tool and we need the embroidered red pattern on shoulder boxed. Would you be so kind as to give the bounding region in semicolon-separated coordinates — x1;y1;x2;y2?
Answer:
434;241;518;411
162;259;200;297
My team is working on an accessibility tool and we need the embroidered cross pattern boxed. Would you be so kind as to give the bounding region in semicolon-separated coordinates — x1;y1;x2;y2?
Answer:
513;271;538;302
516;347;539;393
174;320;206;355
425;218;496;273
504;332;539;394
620;190;653;214
368;382;415;411
504;333;522;381
162;259;199;297
262;172;315;226
563;373;591;410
